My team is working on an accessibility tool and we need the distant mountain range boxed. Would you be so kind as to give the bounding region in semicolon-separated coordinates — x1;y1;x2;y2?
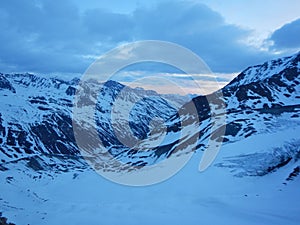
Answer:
0;52;300;224
0;52;300;175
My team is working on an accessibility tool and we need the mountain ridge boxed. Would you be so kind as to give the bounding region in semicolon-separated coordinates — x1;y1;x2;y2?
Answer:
0;51;299;175
1;52;300;225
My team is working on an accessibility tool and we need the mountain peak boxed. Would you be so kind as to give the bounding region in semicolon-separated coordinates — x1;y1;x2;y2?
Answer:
0;74;16;93
102;80;125;90
226;52;300;89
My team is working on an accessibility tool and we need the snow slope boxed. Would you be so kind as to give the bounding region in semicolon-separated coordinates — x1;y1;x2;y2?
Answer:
1;52;300;224
1;130;300;225
0;74;185;162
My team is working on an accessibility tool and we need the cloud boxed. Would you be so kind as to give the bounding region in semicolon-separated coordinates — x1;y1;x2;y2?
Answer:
83;9;134;42
269;18;300;50
0;0;90;73
0;0;274;75
113;69;237;95
133;2;272;73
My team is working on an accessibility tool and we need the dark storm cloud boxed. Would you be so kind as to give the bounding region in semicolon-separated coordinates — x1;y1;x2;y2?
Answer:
0;0;89;73
83;8;134;42
0;0;275;74
133;2;271;72
269;18;300;50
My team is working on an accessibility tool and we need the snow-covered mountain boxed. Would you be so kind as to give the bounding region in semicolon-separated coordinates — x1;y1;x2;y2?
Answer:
0;52;300;225
0;74;184;161
112;51;300;177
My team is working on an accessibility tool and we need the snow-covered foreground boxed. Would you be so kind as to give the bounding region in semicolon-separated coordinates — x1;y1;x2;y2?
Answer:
1;50;300;225
1;130;300;225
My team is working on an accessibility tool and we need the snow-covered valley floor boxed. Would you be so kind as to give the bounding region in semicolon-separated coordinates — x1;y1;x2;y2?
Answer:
1;136;299;225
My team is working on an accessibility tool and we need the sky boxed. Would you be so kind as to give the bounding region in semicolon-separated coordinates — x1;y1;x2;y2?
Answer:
0;0;299;94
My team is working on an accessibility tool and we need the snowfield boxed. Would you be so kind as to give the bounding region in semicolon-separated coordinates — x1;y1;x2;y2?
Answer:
1;126;300;225
1;52;300;224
